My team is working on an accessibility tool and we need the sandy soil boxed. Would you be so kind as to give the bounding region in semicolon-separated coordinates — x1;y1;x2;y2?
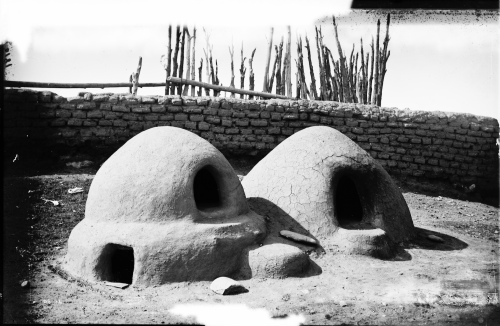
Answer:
3;157;499;325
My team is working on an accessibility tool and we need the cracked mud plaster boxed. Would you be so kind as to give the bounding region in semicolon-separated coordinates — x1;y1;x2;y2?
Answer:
242;126;416;244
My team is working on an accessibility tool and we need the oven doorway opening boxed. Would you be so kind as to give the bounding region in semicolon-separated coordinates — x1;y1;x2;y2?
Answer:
193;167;221;212
335;175;366;229
97;244;134;284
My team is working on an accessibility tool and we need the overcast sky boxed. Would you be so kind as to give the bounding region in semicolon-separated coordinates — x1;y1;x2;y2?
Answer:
1;0;498;120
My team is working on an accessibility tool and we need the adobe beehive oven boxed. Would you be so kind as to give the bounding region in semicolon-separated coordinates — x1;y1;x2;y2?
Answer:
242;126;416;257
64;127;270;286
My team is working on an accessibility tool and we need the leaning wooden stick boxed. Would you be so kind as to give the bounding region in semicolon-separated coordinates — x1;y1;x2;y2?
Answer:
167;77;295;99
305;35;318;100
132;57;142;96
378;14;391;106
268;45;278;93
332;16;350;103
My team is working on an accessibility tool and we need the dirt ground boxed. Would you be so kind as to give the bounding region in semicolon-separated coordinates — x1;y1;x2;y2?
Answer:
3;155;499;325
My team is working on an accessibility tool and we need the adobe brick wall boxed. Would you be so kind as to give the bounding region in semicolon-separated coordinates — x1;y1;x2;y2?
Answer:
3;88;499;194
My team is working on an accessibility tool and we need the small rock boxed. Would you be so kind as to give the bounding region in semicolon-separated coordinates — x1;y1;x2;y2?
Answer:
279;230;318;246
103;281;129;289
325;314;332;320
21;280;30;288
339;300;347;307
282;294;291;301
428;235;444;243
495;230;498;234
210;277;247;295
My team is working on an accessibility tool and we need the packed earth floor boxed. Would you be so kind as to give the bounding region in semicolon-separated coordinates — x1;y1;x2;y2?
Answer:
3;155;499;325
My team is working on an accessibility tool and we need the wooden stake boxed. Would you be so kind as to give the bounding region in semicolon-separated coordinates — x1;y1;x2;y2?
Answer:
364;51;369;104
286;26;292;97
332;16;350;103
262;27;274;93
249;48;256;99
315;26;325;100
183;29;192;96
178;27;187;95
198;58;203;96
372;19;380;105
172;26;181;95
360;38;365;104
132;57;142;96
215;59;220;96
281;34;289;96
275;37;283;96
296;37;307;99
239;43;247;99
378;14;391;106
229;43;235;97
190;27;197;96
165;25;172;95
305;35;318;100
323;45;333;100
203;28;212;96
368;37;374;104
268;45;279;92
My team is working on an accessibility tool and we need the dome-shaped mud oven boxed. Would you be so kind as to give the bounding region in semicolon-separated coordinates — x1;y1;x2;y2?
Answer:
242;126;416;258
64;127;270;286
65;127;314;286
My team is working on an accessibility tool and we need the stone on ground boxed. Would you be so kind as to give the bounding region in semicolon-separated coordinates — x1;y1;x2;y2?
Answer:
210;277;247;295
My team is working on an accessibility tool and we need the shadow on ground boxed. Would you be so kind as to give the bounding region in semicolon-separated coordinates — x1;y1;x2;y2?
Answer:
3;176;43;324
406;227;469;251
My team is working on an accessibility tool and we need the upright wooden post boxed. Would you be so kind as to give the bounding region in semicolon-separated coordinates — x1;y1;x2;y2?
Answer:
190;27;197;96
165;25;172;95
183;29;192;96
286;26;292;97
305;35;318;100
178;27;187;95
171;26;181;95
249;48;256;99
229;43;235;97
239;43;247;99
372;19;380;105
262;27;274;93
